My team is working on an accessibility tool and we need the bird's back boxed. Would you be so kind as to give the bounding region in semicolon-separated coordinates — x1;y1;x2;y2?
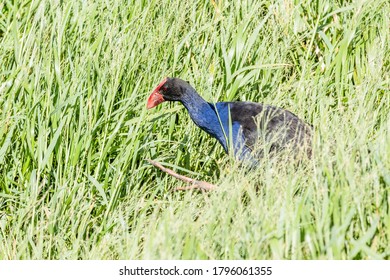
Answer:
216;101;312;158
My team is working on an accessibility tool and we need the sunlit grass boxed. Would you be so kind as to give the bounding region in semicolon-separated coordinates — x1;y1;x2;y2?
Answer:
0;0;389;259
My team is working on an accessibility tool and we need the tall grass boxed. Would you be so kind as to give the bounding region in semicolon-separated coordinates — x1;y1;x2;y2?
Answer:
0;0;389;259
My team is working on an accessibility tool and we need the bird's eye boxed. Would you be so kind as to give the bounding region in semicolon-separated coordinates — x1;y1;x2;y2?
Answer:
162;86;168;91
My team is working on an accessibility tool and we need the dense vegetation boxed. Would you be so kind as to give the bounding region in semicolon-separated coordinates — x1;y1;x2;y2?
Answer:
0;0;389;259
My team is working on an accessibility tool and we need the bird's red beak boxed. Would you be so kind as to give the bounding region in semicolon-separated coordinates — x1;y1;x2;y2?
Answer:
147;78;168;109
147;91;165;109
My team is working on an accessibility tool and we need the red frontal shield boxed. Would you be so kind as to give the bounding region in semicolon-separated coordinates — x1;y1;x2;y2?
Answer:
146;78;168;109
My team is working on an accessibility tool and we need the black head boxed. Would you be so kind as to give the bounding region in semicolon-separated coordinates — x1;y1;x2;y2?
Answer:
147;77;192;109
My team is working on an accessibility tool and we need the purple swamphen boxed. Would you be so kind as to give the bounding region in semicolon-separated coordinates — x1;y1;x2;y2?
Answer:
147;77;312;163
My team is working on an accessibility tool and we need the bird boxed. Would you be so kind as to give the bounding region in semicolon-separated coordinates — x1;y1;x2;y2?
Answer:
147;77;312;164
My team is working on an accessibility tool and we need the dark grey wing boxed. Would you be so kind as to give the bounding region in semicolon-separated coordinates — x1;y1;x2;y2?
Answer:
229;102;264;150
229;102;312;157
259;105;312;156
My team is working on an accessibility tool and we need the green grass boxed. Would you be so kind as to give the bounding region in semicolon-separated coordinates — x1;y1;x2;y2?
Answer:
0;0;389;259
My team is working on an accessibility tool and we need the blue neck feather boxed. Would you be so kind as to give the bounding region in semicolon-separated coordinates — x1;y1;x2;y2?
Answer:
180;90;229;151
179;88;254;163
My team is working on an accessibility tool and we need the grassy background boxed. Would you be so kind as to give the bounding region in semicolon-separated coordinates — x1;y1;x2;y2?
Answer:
0;0;389;259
